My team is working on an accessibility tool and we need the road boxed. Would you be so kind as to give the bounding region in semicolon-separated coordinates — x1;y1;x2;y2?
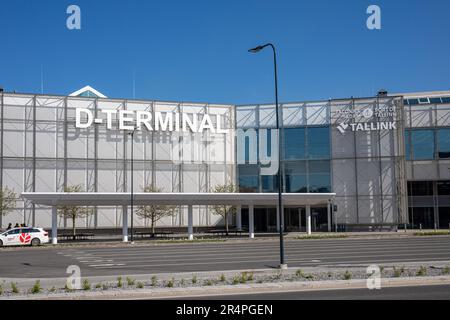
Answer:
174;284;450;300
1;236;450;278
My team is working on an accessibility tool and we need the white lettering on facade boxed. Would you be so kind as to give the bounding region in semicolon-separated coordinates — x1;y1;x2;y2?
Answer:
75;108;227;133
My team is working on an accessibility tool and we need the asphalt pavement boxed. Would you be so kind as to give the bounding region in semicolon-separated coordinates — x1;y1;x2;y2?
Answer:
175;284;450;300
1;236;450;278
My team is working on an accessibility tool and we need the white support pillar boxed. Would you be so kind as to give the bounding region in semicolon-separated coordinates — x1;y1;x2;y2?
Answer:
122;205;128;242
327;201;332;233
236;205;242;231
306;205;312;235
188;205;194;240
51;206;58;245
249;204;254;239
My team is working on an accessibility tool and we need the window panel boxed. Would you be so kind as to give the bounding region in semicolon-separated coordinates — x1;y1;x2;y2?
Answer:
238;165;259;193
284;128;305;160
410;130;435;160
284;161;307;193
438;129;450;159
308;160;331;193
307;127;330;159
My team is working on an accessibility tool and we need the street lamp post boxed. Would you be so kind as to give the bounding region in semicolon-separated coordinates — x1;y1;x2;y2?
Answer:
248;43;287;269
129;128;137;244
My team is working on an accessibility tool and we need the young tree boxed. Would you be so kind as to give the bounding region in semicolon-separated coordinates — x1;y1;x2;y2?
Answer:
210;184;237;235
0;187;17;227
58;185;92;240
135;185;176;235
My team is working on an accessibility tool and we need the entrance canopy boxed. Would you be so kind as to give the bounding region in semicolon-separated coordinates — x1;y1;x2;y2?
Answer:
21;192;336;207
21;192;336;244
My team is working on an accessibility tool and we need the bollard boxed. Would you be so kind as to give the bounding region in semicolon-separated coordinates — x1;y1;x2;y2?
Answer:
420;223;422;231
404;224;407;233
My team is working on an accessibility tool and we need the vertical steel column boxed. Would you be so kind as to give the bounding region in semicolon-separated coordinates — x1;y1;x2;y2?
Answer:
376;97;384;228
188;204;194;240
122;205;128;242
351;98;360;224
63;97;68;229
52;206;58;244
32;95;37;226
249;204;255;239
93;98;99;228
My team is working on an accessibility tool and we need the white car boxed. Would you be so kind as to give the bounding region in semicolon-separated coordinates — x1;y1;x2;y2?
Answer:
0;227;49;247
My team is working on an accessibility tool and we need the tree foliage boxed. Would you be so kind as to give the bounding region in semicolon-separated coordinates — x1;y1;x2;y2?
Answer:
0;187;17;217
135;185;177;234
57;185;93;238
210;184;237;235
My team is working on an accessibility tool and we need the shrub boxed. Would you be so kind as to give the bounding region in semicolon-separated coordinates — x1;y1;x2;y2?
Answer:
126;277;135;286
393;266;404;278
49;286;56;293
64;283;74;292
443;267;450;275
304;274;314;280
117;276;123;288
180;279;186;286
151;276;158;286
11;282;19;294
416;266;427;277
192;275;198;285
137;282;144;289
343;271;352;280
95;283;102;289
166;278;174;288
204;279;213;286
82;279;91;291
231;276;240;285
219;274;226;282
30;280;42;294
0;284;3;295
295;269;305;278
238;272;254;283
273;271;282;280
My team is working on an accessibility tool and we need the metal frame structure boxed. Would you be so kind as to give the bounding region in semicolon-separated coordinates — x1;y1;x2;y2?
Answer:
1;90;449;231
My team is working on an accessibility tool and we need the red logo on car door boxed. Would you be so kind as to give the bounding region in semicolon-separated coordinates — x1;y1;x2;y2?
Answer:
19;233;31;244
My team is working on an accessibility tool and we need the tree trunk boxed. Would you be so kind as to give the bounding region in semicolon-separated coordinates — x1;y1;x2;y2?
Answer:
72;216;76;240
151;220;155;237
225;212;229;236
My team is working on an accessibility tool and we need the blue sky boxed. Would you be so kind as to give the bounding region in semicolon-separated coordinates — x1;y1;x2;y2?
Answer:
1;0;450;104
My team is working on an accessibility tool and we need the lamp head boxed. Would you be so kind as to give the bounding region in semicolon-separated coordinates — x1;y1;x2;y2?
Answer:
248;45;265;53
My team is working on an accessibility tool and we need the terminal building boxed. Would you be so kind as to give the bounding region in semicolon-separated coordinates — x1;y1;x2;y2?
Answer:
0;86;449;233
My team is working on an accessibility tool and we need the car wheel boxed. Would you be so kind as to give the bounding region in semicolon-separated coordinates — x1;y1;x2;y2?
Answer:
31;238;41;246
0;239;3;247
